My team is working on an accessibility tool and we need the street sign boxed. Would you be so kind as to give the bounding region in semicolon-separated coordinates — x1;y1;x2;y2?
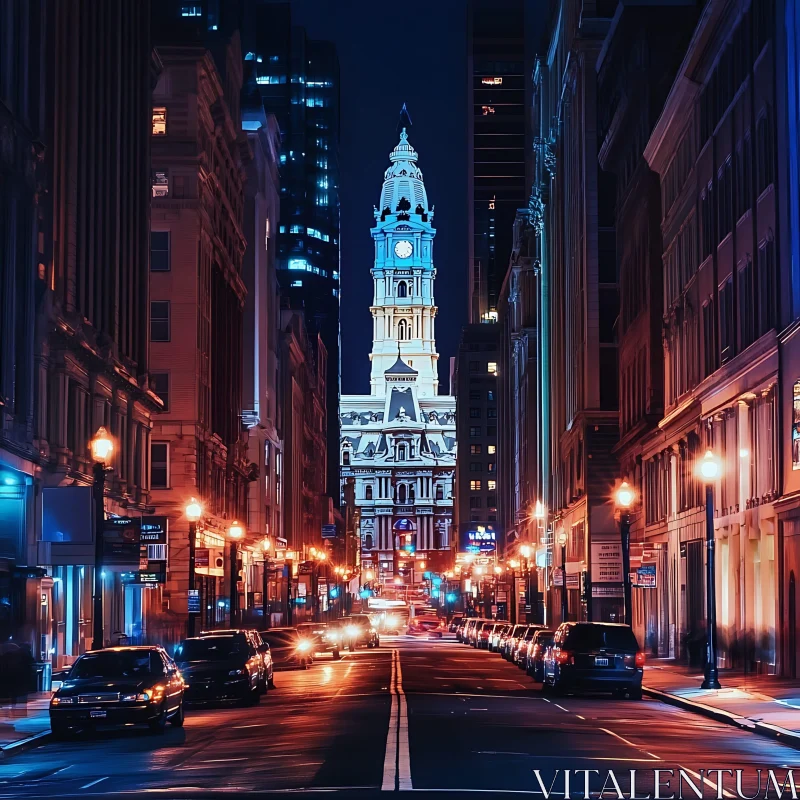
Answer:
322;524;337;539
103;517;141;564
195;548;210;567
188;589;200;614
634;564;657;588
140;516;168;544
591;541;623;583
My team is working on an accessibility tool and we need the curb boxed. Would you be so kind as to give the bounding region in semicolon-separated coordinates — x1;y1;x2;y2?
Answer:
0;730;52;759
643;685;800;751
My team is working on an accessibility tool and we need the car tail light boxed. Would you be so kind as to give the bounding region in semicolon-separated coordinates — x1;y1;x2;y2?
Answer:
635;651;645;668
555;650;574;665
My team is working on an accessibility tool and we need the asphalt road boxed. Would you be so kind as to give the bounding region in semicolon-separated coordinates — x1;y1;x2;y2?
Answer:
0;636;798;799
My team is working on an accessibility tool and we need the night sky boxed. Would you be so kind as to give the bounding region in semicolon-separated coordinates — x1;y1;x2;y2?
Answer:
293;0;468;396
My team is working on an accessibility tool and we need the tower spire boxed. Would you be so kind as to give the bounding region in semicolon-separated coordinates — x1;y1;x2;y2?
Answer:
397;102;412;139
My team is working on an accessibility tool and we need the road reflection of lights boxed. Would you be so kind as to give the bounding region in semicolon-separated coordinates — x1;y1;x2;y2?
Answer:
321;665;333;684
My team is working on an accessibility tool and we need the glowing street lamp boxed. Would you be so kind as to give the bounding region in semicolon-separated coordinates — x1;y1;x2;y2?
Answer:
697;449;722;690
90;427;115;650
185;498;204;637
615;481;636;627
533;500;545;520
228;521;244;626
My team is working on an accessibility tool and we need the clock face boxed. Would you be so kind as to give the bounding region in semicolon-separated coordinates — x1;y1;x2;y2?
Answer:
394;240;413;259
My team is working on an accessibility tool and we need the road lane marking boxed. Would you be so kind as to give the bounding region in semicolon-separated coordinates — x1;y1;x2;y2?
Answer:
80;777;108;790
381;649;399;791
554;704;570;712
200;757;249;763
396;649;412;791
576;715;585;720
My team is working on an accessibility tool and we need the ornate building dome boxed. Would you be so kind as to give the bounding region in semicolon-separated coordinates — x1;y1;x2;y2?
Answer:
379;128;429;215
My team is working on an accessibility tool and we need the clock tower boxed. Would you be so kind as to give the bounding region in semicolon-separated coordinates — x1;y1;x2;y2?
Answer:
369;126;440;397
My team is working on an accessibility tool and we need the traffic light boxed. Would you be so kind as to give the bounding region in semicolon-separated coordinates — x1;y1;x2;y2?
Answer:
446;592;457;604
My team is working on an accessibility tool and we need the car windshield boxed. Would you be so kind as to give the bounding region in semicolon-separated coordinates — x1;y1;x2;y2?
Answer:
71;650;162;679
565;625;639;650
175;637;243;661
524;628;538;640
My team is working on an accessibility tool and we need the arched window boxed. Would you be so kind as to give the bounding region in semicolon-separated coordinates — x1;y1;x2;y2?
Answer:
398;484;407;503
397;319;408;340
397;281;407;298
409;484;416;501
342;447;350;465
364;533;374;550
365;485;373;500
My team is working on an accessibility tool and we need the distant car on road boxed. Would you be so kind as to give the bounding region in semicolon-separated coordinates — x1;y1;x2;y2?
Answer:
50;646;185;738
176;633;264;705
260;627;315;668
543;622;644;699
296;622;337;657
341;615;380;649
448;616;464;634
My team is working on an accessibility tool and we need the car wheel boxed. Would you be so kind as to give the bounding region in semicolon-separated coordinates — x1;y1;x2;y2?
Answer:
268;675;276;689
170;701;185;727
375;639;380;648
627;688;643;701
332;649;341;660
148;705;168;734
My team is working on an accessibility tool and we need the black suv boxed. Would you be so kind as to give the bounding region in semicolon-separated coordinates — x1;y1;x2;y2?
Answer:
175;632;263;705
543;622;644;699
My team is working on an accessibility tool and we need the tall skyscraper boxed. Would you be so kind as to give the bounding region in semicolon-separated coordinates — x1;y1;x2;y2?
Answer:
242;0;341;504
467;0;527;324
340;120;456;594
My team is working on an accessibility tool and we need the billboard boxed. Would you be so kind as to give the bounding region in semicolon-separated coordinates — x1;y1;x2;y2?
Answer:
458;524;497;554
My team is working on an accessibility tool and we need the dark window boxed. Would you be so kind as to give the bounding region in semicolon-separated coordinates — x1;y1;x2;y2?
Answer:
469;496;482;509
599;347;619;409
470;408;481;419
151;372;170;412
756;109;774;194
487;408;497;419
469;426;481;438
719;276;734;363
701;185;714;259
342;450;350;465
702;299;717;377
397;281;407;298
757;236;777;335
469;361;480;372
717;159;733;240
150;301;170;342
151;443;169;489
735;137;752;221
470;445;482;455
487;426;497;436
469;390;480;401
150;231;170;271
739;260;755;350
435;486;444;500
365;485;373;500
469;462;482;472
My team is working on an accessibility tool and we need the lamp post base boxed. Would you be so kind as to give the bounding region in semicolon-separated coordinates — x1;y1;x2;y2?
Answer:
701;676;722;690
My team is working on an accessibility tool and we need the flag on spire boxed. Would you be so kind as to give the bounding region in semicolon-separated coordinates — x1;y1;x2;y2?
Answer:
397;102;413;139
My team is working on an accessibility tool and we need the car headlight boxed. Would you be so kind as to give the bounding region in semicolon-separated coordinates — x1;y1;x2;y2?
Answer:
346;625;358;637
51;695;75;705
297;640;312;653
121;692;152;702
228;668;245;677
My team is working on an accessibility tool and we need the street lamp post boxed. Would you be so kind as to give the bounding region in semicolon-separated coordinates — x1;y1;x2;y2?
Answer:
185;498;203;637
557;528;568;624
90;427;113;651
520;544;532;623
228;521;244;627
698;449;722;690
261;537;271;628
615;481;635;627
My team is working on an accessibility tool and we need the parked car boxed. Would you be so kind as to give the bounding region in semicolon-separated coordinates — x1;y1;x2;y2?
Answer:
49;646;184;738
449;616;465;634
477;621;496;649
467;619;487;647
489;624;509;652
543;622;644;699
455;620;467;642
525;629;554;680
515;625;544;667
176;633;263;705
341;614;380;649
260;627;315;668
199;629;272;692
462;619;478;645
408;615;444;637
503;625;527;660
496;625;515;655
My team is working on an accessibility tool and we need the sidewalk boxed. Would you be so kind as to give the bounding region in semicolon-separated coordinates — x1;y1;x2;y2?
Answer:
0;694;51;757
644;660;800;748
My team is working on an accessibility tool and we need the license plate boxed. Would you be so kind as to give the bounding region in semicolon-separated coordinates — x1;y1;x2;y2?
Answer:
90;710;107;718
595;657;609;666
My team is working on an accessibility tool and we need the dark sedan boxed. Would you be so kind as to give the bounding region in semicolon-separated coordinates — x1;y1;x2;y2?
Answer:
175;633;263;705
525;629;554;680
49;646;184;738
543;622;644;699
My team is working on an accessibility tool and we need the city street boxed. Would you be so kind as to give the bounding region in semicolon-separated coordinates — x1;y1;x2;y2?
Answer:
0;637;797;798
